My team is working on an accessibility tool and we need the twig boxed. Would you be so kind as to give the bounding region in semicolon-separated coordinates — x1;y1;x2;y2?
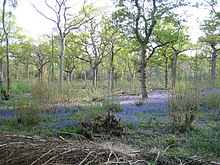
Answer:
154;151;161;164
79;151;94;165
56;131;91;143
0;142;24;147
163;144;174;153
85;153;97;165
43;148;77;165
58;135;73;145
210;161;220;165
31;149;54;165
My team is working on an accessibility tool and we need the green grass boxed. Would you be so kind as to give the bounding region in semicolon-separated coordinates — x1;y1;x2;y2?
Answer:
0;80;220;163
121;107;220;163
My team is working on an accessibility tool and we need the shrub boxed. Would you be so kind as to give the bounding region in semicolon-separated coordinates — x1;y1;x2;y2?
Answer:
74;100;121;126
14;99;42;125
168;90;200;132
82;111;124;139
31;83;62;104
201;92;220;113
11;82;32;94
102;100;122;112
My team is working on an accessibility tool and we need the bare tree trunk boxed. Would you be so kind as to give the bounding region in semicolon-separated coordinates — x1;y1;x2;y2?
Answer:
140;43;148;98
69;72;73;83
0;58;3;92
51;30;55;82
92;67;98;87
171;52;178;90
211;45;217;87
165;57;168;89
92;68;95;87
2;0;10;100
15;63;19;80
60;37;65;91
26;62;29;82
38;69;42;83
5;34;10;99
109;53;115;91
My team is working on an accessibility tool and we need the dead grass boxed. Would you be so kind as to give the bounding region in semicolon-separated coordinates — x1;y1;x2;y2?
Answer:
0;131;145;165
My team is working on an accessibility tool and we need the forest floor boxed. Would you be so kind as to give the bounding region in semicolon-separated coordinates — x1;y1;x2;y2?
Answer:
0;89;220;164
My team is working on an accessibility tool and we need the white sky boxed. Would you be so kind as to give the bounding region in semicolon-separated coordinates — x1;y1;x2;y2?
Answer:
13;0;210;43
13;0;113;38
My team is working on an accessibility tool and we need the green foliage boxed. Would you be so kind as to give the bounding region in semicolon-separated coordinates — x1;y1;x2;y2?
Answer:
14;99;41;125
11;82;32;94
31;83;62;104
102;100;122;112
75;100;121;123
201;92;220;113
168;89;200;132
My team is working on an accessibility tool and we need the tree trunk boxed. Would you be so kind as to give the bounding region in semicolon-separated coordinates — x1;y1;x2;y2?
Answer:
15;63;19;80
69;71;73;83
92;66;98;87
59;37;65;92
109;51;115;91
0;58;3;92
165;57;168;89
92;68;96;87
26;62;29;82
2;0;10;100
6;34;10;100
211;45;217;87
38;68;42;83
171;52;178;90
51;31;54;82
140;43;148;98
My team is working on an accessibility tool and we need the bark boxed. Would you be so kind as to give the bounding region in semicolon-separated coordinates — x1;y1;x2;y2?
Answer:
211;44;217;86
0;58;3;91
109;48;115;91
38;67;44;83
171;52;178;90
164;57;168;89
15;63;19;80
51;32;55;82
140;43;148;98
59;37;65;91
2;0;10;100
69;72;73;83
92;66;98;87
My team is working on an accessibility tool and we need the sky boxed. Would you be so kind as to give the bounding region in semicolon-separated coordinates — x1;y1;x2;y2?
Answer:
13;0;113;38
13;0;210;43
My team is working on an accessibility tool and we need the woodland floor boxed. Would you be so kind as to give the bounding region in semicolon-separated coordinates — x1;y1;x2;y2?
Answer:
0;89;220;164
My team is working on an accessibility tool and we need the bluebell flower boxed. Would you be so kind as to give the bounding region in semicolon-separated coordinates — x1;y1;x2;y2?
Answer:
69;120;76;128
0;110;15;119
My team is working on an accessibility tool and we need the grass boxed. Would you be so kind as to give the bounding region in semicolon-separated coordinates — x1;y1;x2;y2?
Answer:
122;108;220;162
0;81;220;163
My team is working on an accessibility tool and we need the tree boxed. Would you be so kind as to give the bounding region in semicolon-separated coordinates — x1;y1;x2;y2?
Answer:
66;16;117;87
153;16;181;89
105;20;122;91
32;0;93;91
113;0;185;98
1;0;17;100
13;37;35;82
199;10;220;86
63;46;79;83
30;38;51;83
